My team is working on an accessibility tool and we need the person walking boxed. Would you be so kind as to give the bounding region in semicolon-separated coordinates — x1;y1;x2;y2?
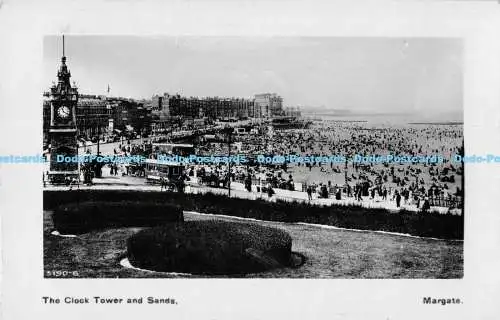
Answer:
267;183;275;199
335;188;342;200
421;197;431;213
245;176;252;192
395;191;402;208
177;175;185;193
307;185;312;201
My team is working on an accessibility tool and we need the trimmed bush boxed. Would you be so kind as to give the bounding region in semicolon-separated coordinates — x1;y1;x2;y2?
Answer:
44;190;463;239
127;220;293;275
53;201;183;234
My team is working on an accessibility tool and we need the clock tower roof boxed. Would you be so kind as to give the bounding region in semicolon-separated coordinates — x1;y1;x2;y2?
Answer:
51;35;78;99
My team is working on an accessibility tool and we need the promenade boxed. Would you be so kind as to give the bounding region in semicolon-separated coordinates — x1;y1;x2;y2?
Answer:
44;169;461;215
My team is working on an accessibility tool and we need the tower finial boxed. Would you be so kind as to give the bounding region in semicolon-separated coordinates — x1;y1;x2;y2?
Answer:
62;34;65;57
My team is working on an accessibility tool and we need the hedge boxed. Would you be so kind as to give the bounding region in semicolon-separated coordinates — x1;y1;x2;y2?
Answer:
127;220;293;275
52;201;183;234
44;190;463;239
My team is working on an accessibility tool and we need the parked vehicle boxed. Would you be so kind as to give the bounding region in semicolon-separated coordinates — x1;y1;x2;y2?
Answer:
144;159;185;190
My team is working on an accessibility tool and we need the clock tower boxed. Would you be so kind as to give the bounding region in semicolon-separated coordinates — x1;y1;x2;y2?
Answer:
48;35;79;184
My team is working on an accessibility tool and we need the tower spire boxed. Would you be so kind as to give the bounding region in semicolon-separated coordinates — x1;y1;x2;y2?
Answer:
57;34;71;89
61;34;67;65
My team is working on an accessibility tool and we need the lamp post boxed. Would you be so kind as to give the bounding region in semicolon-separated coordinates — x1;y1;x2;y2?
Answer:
344;154;348;185
97;123;100;155
224;126;234;197
461;139;464;215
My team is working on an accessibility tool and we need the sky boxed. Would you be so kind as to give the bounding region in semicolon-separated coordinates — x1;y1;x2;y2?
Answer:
43;36;462;120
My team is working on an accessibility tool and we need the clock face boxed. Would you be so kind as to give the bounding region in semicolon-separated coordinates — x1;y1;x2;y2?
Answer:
57;106;70;119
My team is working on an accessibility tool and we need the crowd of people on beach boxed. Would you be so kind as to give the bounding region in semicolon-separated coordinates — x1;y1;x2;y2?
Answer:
193;121;463;211
82;120;463;212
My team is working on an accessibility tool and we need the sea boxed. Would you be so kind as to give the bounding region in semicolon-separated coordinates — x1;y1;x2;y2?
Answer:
302;113;463;127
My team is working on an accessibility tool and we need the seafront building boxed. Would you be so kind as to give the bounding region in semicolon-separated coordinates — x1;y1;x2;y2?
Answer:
44;89;299;142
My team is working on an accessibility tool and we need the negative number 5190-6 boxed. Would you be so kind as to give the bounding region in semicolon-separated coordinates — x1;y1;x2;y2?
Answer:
45;270;80;277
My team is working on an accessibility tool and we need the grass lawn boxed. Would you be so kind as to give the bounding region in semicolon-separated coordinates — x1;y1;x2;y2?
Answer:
43;210;463;278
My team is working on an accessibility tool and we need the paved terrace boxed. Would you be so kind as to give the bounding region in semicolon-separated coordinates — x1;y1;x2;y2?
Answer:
44;171;462;215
